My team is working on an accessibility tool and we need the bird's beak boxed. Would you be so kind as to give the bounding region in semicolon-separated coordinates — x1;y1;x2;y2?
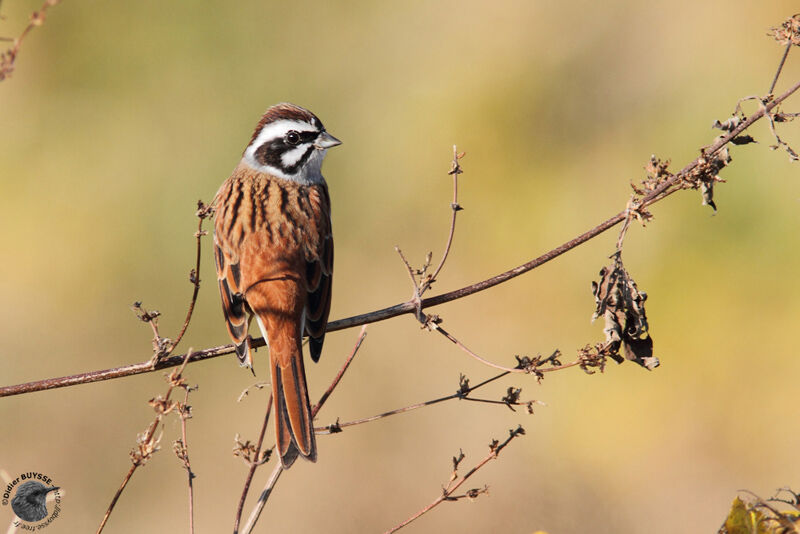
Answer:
314;131;342;150
47;486;59;493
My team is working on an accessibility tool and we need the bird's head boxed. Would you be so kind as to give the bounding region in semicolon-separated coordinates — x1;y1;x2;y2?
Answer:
242;103;341;184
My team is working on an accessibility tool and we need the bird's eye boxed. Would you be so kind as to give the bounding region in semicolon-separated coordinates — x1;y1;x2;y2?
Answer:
285;131;300;145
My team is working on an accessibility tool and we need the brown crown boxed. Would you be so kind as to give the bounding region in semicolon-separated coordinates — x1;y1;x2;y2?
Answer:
247;103;321;147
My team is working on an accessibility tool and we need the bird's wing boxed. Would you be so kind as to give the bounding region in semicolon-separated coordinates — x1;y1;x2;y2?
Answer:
213;182;252;366
304;184;333;362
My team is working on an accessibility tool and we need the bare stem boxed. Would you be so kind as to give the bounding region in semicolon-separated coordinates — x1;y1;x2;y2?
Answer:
383;426;525;534
95;464;135;534
769;41;793;95
420;146;463;296
240;462;282;534
315;369;549;433
178;387;196;534
170;202;212;355
233;393;273;534
313;325;368;416
95;350;194;534
0;0;62;82
2;62;800;400
236;327;369;533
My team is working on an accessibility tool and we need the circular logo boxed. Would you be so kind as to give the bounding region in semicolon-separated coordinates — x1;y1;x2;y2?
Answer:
2;472;61;529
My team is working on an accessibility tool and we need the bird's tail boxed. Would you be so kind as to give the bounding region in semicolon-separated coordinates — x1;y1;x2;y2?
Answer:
255;312;317;468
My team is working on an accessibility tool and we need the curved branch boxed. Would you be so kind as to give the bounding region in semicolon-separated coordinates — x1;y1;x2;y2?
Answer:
1;76;799;399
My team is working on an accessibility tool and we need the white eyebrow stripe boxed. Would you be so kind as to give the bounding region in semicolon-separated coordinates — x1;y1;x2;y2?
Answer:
245;119;316;153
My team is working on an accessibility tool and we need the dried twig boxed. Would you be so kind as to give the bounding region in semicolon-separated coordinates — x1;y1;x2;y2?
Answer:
144;201;213;366
232;394;272;534
419;146;464;296
170;201;214;355
174;386;197;534
0;0;61;82
383;426;526;534
313;326;368;414
240;462;282;534
769;41;793;95
96;350;195;534
316;371;543;434
236;327;368;533
5;68;797;399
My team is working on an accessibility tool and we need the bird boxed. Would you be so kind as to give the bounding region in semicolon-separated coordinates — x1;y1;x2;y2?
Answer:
11;481;59;522
213;103;339;468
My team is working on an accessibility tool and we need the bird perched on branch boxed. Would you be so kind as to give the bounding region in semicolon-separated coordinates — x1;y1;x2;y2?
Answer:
11;481;59;522
213;103;339;467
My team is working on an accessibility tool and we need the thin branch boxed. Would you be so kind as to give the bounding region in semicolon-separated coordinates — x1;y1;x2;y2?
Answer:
236;327;368;534
240;462;282;534
769;41;793;94
419;146;464;296
313;325;368;416
428;320;583;375
2;55;800;399
95;465;135;534
383;426;525;534
233;393;273;534
95;350;194;534
394;246;421;294
174;386;196;534
170;201;213;356
316;370;546;434
0;0;62;82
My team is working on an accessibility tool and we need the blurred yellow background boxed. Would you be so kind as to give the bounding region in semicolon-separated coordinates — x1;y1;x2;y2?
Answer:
1;1;799;532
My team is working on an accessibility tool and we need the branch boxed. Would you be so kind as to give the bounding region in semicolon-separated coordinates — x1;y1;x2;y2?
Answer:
316;370;544;434
232;393;272;533
240;462;282;534
235;327;368;534
383;426;525;534
2;41;799;398
0;0;62;82
173;386;197;534
96;350;195;533
169;201;213;356
313;325;368;415
419;146;464;296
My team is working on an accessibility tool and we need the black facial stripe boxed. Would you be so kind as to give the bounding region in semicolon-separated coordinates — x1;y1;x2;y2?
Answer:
299;131;318;143
254;137;316;175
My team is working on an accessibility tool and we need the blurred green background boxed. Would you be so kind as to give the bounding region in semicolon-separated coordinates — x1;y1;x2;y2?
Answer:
1;1;799;532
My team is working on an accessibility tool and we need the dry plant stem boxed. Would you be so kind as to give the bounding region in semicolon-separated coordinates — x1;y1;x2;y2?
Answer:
233;394;273;534
237;328;368;534
420;146;462;296
313;325;368;416
615;198;637;253
95;350;194;534
179;387;195;534
0;0;62;82
769;41;793;94
431;322;581;375
383;427;525;534
240;462;282;534
170;210;208;355
95;464;135;534
3;71;800;399
316;371;511;433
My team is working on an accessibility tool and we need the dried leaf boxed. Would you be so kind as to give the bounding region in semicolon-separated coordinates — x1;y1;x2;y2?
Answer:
591;260;659;370
712;116;743;132
687;146;730;211
731;135;756;145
